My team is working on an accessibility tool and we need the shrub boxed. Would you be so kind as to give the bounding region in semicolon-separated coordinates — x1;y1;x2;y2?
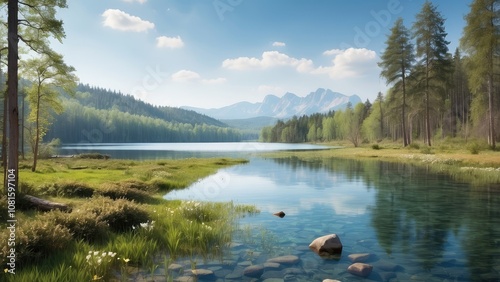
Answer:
76;153;110;160
0;219;72;267
468;142;480;154
38;182;95;198
420;146;434;155
409;143;420;150
371;144;381;150
41;210;109;242
98;183;152;203
79;197;150;232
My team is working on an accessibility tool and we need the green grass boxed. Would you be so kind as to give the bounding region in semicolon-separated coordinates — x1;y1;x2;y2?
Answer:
0;157;258;281
262;139;500;185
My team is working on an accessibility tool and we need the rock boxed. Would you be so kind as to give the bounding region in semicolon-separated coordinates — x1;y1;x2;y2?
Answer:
191;268;214;278
263;278;285;282
274;211;286;218
263;262;281;270
168;263;184;271
261;270;284;279
243;264;264;278
323;280;341;282
347;263;373;277
348;253;372;263
267;255;300;265
309;234;343;256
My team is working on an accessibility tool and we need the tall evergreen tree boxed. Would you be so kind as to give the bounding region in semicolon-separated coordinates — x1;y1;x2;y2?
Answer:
412;1;451;146
379;17;415;146
461;0;499;149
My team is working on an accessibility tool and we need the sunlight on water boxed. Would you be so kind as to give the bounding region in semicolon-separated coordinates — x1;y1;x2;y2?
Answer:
166;157;500;281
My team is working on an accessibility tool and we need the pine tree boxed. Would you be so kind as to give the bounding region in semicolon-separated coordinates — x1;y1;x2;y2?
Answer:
461;0;499;149
379;17;415;146
412;1;451;146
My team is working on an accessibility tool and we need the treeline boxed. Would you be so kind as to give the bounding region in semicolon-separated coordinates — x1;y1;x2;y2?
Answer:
263;1;499;148
45;99;242;143
74;84;227;127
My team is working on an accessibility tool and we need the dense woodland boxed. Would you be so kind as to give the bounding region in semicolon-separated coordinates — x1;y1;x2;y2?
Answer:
262;1;500;149
44;85;242;143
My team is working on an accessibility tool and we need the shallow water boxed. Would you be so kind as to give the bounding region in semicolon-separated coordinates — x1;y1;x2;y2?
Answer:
165;157;500;282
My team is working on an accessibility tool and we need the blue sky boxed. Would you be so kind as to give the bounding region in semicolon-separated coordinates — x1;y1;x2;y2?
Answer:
51;0;471;109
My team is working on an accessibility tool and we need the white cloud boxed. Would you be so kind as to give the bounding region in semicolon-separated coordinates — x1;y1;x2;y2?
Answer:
171;70;200;82
272;41;286;47
122;0;147;3
156;36;184;49
102;9;154;32
202;77;227;84
222;51;314;73
171;70;225;84
315;48;378;79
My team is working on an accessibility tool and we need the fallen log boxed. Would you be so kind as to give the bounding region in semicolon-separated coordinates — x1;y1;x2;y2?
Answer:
22;195;72;212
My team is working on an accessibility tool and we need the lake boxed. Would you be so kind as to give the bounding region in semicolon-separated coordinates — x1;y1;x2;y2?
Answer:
60;142;500;281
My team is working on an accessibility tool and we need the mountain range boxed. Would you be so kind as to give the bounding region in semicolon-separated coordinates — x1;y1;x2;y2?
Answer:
182;88;361;120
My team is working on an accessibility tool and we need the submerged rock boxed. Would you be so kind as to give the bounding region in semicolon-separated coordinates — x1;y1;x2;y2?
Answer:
243;264;264;278
348;253;372;263
309;234;343;256
267;255;300;265
347;263;373;277
273;211;286;218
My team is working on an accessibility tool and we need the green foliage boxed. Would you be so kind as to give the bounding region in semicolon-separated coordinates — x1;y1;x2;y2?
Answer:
79;197;150;232
41;210;109;242
468;142;481;154
0;220;72;268
39;181;95;198
372;144;381;150
76;153;111;159
98;183;153;203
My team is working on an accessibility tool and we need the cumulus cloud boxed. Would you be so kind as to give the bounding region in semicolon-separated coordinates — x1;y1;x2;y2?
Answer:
102;9;154;32
315;48;378;79
156;36;184;48
171;70;226;84
122;0;147;3
202;77;227;84
171;70;200;82
222;51;314;73
272;41;286;47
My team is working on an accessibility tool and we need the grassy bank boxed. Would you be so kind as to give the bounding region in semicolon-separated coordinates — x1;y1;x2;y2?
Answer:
263;140;500;185
0;157;258;281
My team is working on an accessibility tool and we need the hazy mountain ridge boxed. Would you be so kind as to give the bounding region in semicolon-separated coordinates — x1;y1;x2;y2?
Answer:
182;88;361;120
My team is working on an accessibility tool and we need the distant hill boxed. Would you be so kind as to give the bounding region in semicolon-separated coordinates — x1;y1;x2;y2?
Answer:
74;84;227;127
182;88;362;120
45;84;242;143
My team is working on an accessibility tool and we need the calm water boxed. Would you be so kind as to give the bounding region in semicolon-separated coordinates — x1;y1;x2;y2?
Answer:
166;157;500;281
60;143;500;281
59;142;331;159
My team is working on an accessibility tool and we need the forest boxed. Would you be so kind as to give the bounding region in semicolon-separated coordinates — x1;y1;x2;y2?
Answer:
262;1;499;149
44;85;242;143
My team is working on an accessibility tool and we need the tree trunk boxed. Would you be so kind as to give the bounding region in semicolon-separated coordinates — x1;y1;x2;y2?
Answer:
402;68;408;147
7;0;19;191
22;194;71;212
488;74;496;149
32;88;41;172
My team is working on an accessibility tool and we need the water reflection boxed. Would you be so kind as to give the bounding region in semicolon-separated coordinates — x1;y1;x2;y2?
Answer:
166;157;500;281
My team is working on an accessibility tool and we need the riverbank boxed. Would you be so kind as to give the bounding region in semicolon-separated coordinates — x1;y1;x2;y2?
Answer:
263;141;500;185
0;157;259;281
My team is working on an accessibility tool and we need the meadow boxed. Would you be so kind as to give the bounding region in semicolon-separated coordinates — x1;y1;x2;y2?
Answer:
0;157;258;281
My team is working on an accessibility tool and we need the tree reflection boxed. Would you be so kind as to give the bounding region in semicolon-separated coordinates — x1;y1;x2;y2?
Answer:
270;156;500;276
